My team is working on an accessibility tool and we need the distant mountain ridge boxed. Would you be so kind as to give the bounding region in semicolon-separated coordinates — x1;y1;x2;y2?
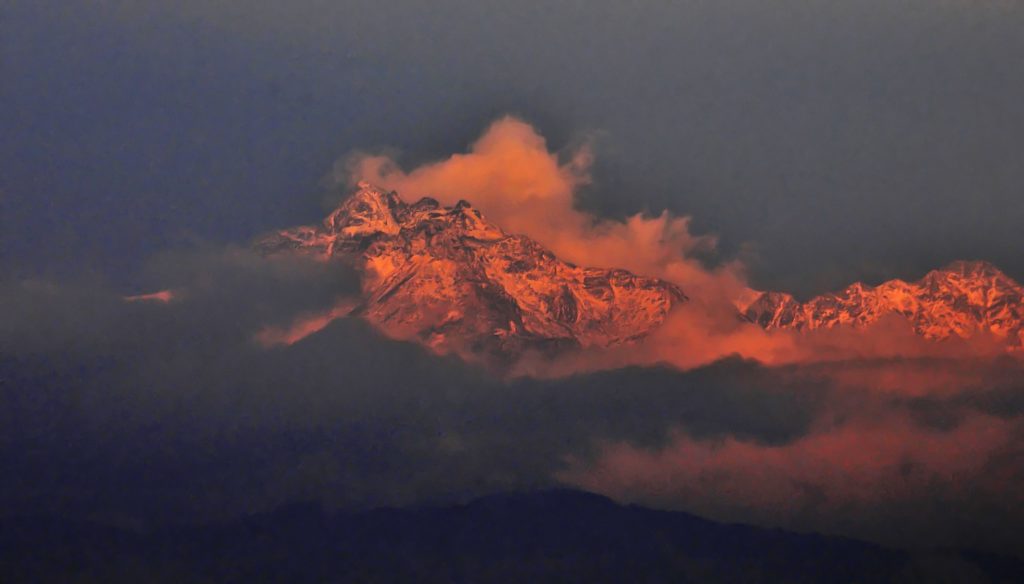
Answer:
259;183;685;360
745;260;1024;348
3;489;1020;583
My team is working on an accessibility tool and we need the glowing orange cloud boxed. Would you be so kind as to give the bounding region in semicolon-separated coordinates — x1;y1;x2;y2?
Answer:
559;412;1019;513
255;300;357;347
348;117;1023;373
124;289;176;303
520;299;1019;378
348;116;751;307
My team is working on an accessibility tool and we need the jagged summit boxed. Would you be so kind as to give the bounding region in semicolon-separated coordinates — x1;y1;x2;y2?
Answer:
259;184;686;360
745;261;1024;347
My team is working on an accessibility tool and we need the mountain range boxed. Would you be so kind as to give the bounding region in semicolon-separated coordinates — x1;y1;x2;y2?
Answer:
261;184;1024;357
4;489;1020;583
744;260;1024;347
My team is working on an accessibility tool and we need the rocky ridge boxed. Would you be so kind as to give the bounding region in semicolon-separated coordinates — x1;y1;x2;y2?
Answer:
745;260;1024;347
259;183;686;358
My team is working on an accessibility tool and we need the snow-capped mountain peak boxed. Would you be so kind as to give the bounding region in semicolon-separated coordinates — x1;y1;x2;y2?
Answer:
258;184;686;360
745;261;1024;347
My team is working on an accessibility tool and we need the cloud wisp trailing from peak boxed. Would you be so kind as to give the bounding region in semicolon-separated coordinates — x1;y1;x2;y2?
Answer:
255;300;358;348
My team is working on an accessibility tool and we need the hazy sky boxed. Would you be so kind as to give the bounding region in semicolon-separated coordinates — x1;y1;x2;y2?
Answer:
4;0;1023;296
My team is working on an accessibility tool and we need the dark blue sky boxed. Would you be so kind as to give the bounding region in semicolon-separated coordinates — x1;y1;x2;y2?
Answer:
4;0;1023;296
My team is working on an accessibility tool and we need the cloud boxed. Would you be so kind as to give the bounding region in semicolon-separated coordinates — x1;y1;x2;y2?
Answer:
344;116;1021;375
560;414;1020;511
557;413;1024;552
342;116;801;372
124;290;176;303
3;259;1024;554
347;116;751;307
0;247;360;360
255;300;358;348
3;117;1022;556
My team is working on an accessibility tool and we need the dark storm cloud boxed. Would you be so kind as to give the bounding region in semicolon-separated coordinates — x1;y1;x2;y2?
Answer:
4;0;1024;295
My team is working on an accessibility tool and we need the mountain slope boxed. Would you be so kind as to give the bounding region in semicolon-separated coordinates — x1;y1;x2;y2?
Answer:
259;183;685;359
745;261;1024;347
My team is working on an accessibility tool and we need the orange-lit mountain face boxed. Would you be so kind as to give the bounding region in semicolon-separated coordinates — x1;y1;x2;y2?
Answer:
256;183;1021;364
258;184;686;360
745;261;1024;348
